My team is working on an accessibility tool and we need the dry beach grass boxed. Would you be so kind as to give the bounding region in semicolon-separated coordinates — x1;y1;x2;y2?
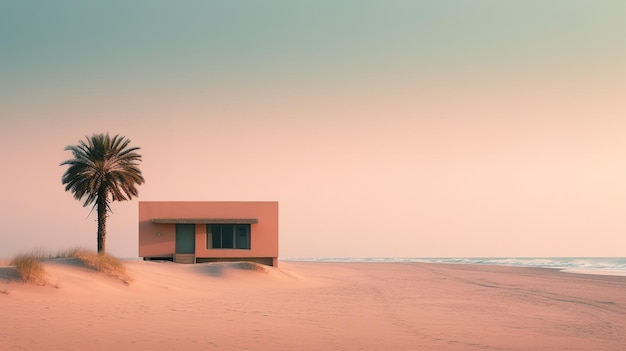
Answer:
2;259;626;350
3;248;132;286
9;254;48;286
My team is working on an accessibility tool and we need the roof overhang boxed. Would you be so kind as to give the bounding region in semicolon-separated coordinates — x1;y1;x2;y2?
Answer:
152;218;258;224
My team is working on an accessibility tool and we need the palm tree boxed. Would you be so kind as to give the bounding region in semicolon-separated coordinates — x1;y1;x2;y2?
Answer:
61;133;145;254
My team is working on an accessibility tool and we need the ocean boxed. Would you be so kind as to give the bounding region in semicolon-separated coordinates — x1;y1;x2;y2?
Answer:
282;257;626;277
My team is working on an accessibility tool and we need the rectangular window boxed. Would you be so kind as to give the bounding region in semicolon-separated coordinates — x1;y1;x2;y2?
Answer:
207;224;251;249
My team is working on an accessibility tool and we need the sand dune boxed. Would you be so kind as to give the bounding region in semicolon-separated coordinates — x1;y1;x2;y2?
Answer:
2;260;625;350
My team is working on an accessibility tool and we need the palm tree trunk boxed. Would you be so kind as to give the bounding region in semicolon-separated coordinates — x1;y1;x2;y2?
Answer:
97;194;107;254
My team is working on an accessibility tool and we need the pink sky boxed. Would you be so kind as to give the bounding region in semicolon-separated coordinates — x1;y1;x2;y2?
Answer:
2;80;625;258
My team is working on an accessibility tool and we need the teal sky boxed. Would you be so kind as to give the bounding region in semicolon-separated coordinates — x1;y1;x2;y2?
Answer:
4;1;624;100
1;1;625;258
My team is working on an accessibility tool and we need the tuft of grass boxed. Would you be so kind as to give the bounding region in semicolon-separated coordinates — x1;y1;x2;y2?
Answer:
9;248;133;286
10;253;49;285
60;248;134;285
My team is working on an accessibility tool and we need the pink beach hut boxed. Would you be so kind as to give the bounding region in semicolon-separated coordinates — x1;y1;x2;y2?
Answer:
139;201;279;266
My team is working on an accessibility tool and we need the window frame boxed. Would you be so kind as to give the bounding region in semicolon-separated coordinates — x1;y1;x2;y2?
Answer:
207;223;251;250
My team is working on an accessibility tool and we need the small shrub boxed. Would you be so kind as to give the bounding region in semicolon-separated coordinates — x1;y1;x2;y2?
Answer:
8;248;132;286
64;249;133;285
10;254;48;285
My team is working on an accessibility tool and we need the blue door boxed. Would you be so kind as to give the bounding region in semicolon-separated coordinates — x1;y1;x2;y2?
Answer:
175;224;195;254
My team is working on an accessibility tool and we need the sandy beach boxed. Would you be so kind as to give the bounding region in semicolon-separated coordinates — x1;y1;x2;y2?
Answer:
1;260;625;351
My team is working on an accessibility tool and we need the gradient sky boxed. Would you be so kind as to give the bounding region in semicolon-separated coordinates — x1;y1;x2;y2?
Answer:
1;1;625;258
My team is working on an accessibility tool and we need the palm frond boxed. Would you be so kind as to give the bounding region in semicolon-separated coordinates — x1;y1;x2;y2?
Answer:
60;133;145;210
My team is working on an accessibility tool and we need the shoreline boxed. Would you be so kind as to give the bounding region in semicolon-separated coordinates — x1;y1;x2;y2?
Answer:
281;257;626;277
